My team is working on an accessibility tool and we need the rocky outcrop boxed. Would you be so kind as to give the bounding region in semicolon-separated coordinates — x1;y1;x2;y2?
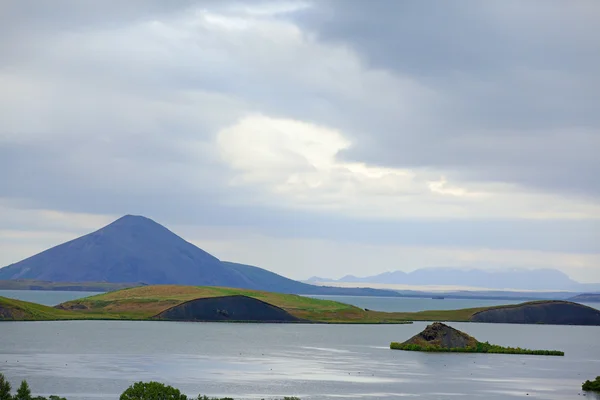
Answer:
391;322;564;355
401;322;478;348
154;295;302;322
470;300;600;325
0;298;29;320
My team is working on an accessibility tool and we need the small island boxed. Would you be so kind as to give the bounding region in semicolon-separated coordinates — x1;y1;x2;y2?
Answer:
390;322;564;356
583;376;600;392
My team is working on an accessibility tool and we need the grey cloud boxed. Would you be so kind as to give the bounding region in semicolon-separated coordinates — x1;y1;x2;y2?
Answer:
0;0;598;265
294;1;600;196
2;193;598;255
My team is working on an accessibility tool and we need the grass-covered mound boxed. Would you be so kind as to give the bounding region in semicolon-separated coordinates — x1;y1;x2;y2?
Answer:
583;376;600;392
56;285;412;323
0;296;84;321
3;286;599;326
155;295;302;322
390;322;564;356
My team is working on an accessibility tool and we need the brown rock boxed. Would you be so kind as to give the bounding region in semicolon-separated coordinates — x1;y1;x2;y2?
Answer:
402;322;478;349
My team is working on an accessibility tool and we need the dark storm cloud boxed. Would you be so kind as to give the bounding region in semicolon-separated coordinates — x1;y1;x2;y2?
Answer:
294;0;600;196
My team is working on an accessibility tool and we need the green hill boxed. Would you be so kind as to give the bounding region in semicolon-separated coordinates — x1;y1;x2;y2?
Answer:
2;286;599;325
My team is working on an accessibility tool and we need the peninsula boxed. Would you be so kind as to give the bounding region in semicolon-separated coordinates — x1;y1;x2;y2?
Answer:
1;285;600;325
391;322;564;356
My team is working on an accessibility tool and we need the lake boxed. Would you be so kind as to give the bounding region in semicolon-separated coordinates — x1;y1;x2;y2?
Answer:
0;290;99;306
1;320;599;399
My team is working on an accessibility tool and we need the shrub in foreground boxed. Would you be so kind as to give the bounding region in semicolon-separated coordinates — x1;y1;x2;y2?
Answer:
0;374;11;400
582;376;600;392
0;374;300;400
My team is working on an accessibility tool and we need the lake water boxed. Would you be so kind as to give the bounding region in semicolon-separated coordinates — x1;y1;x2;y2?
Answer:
0;290;99;306
2;291;600;398
1;320;599;400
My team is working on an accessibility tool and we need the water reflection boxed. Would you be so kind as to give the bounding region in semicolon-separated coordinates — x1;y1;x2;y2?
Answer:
2;321;599;399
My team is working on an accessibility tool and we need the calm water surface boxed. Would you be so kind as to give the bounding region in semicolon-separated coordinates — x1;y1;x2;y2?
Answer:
2;291;600;399
0;290;98;305
1;321;600;399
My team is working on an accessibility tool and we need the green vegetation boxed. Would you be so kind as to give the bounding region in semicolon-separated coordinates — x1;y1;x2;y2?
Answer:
390;340;564;356
13;381;31;400
0;375;299;400
582;376;600;392
1;285;594;325
13;285;416;323
0;373;11;400
0;297;90;321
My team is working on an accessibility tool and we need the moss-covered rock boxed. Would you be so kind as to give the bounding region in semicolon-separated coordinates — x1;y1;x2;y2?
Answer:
391;322;564;356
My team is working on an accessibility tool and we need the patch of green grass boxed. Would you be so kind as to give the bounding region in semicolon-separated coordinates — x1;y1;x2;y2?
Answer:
61;285;407;323
3;285;561;325
0;296;120;321
390;341;564;356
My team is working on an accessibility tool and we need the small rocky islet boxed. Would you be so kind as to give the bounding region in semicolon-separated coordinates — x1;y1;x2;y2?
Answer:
390;322;564;356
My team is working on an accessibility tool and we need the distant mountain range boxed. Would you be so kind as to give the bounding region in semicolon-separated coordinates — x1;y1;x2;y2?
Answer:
308;268;600;291
0;215;402;297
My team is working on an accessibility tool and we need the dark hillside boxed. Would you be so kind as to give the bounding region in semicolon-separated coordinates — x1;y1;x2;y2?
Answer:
154;295;302;322
471;300;600;325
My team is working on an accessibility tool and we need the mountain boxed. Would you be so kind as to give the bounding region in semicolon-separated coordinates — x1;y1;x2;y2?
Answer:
0;215;402;297
0;215;240;285
311;267;600;291
223;262;403;296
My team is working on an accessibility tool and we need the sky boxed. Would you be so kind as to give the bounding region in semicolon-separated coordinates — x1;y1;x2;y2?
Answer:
1;0;599;282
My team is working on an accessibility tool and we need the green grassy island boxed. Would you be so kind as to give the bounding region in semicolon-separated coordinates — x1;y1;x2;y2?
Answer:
390;322;564;356
0;285;415;324
583;376;600;392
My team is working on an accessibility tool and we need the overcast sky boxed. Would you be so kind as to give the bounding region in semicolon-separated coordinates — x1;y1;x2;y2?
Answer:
1;0;599;282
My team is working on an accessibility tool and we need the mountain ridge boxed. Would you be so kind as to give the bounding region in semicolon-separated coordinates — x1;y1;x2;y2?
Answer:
0;215;403;297
307;268;600;291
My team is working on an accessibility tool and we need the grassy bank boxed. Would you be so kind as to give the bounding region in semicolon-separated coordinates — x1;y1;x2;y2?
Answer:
60;285;413;323
390;341;564;356
1;285;416;324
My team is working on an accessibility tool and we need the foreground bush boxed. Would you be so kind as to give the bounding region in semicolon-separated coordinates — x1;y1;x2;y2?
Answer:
583;376;600;392
390;341;564;356
0;374;299;400
120;382;188;400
